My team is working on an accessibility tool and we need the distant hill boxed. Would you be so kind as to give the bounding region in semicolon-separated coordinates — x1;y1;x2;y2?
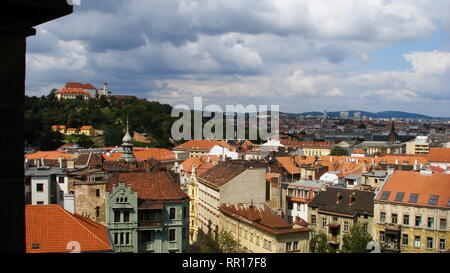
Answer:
281;110;433;119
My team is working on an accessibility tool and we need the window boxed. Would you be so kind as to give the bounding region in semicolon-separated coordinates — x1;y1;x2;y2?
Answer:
379;231;385;242
426;237;433;249
380;212;386;223
428;195;439;206
415;216;422;227
439;239;446;251
380;191;391;201
114;210;120;223
408;193;419;204
124;210;130;222
322;217;327;228
311;215;317;225
36;201;44;205
440;218;447;230
427;217;434;229
183;206;187;219
286;242;292;251
114;233;119;245
343;221;349;232
170;208;176;220
402;234;408;246
293;241;298;250
169;229;176;241
96;189;100;197
403;215;409;226
288;201;294;210
36;183;44;192
125;233;130;245
58;176;65;184
414;236;421;248
332;216;338;222
288;216;293;224
392;214;398;224
255;236;260;246
95;206;100;218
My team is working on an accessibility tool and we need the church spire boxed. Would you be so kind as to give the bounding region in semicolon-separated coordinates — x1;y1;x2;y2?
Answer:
119;116;136;162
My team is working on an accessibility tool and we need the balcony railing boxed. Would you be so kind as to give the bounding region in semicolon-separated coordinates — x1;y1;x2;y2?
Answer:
139;220;163;228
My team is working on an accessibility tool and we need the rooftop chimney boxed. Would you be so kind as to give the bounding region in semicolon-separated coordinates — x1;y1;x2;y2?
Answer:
336;192;342;204
349;192;356;205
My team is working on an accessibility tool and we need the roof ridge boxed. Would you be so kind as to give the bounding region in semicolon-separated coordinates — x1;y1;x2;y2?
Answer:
57;206;111;250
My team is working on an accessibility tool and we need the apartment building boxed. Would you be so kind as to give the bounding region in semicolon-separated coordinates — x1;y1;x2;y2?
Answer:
405;136;430;154
308;188;375;251
283;180;326;223
374;170;450;253
196;160;267;240
105;172;190;253
219;203;310;253
173;140;234;157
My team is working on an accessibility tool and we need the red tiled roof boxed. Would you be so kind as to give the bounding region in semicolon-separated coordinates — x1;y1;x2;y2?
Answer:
219;204;309;235
377;171;450;208
25;205;112;253
26;151;73;160
57;88;90;95
180;156;219;175
102;148;176;161
65;82;96;89
80;125;93;130
352;149;365;154
429;147;450;163
275;157;301;174
106;172;190;202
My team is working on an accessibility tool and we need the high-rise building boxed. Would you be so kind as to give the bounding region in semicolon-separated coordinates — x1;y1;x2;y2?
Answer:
354;112;361;120
340;111;349;119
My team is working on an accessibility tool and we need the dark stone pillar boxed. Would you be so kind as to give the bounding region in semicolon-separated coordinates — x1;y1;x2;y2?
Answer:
0;0;72;252
0;27;35;253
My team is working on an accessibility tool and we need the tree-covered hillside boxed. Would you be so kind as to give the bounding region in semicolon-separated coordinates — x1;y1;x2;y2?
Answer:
25;89;176;150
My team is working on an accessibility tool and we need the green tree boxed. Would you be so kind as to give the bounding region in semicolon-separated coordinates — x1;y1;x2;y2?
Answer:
104;126;124;147
216;231;246;253
310;232;335;253
77;134;95;148
341;222;372;253
358;123;366;129
330;146;348;156
38;130;64;151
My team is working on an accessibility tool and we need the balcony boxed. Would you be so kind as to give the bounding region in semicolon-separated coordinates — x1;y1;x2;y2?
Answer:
139;220;163;228
384;223;401;233
380;242;400;252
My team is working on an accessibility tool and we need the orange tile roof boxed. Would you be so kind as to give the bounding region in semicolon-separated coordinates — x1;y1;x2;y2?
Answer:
352;149;365;154
65;82;96;89
429;147;450;163
26;151;73;160
219;204;309;235
57;88;90;95
275;157;301;174
266;173;281;181
67;128;77;131
80;125;93;130
102;148;176;161
377;171;450;208
25;205;112;253
180;155;220;174
174;140;232;151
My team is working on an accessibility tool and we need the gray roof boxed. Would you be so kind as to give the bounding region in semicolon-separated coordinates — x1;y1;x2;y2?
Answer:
344;174;361;180
283;179;327;190
25;166;66;177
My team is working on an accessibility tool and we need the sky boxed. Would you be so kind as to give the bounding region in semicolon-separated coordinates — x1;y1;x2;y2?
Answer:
25;0;450;117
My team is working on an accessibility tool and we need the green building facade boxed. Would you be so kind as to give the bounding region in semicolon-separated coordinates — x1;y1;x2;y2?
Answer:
106;179;189;253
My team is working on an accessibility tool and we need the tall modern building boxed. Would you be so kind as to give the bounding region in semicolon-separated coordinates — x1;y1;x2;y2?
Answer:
340;111;349;120
354;112;361;120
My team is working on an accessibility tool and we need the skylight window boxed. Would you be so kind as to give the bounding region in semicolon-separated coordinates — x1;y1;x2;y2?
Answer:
394;192;405;202
380;191;391;201
428;195;439;206
408;193;419;204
